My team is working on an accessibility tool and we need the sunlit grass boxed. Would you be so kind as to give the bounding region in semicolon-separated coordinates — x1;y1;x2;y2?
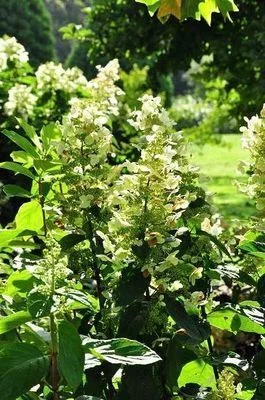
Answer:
191;134;255;222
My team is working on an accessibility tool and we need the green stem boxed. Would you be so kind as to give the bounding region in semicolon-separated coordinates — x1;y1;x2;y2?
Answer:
50;314;60;400
39;178;59;396
201;304;219;382
84;214;104;312
49;239;60;399
38;177;47;237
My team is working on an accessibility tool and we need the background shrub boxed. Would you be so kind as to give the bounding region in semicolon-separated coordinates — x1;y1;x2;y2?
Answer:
0;0;55;65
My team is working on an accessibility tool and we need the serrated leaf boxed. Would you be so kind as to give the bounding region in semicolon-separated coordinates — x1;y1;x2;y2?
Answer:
136;0;161;15
58;320;84;391
165;335;195;390
181;0;200;20
216;0;238;18
199;0;218;24
137;0;238;22
0;342;49;400
158;0;182;19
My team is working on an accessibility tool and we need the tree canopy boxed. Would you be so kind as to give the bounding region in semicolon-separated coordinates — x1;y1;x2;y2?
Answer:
63;0;264;117
0;0;55;65
137;0;238;24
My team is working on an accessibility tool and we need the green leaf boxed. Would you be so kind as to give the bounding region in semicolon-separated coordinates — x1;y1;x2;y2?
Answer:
212;352;249;371
11;151;33;166
216;0;238;19
2;129;39;159
0;311;32;334
33;160;61;173
58;320;84;391
27;291;53;318
165;335;195;390
83;338;161;367
137;0;238;23
3;184;31;198
178;359;216;388
0;229;24;248
257;275;265;305
165;295;211;343
59;233;86;251
136;0;160;15
208;308;237;332
119;365;163;400
15;200;43;232
251;378;265;400
116;267;151;306
233;379;256;400
0;342;49;400
198;229;231;258
198;0;218;25
240;313;265;334
17;118;41;149
3;270;34;299
65;289;99;312
41;123;61;152
241;307;265;327
181;0;200;20
208;308;265;334
239;231;265;259
0;162;35;180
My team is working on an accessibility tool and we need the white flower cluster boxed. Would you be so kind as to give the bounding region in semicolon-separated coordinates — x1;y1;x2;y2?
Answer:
60;97;113;166
36;61;88;93
28;238;70;291
128;94;173;131
4;84;37;118
102;95;209;281
87;59;123;116
59;60;123;164
240;106;265;212
0;36;28;71
56;60;123;215
201;215;223;236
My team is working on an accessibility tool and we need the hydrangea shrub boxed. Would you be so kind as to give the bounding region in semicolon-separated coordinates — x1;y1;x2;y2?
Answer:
0;52;259;400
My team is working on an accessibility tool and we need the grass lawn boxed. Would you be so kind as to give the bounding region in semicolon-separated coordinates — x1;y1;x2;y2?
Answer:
191;134;255;222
